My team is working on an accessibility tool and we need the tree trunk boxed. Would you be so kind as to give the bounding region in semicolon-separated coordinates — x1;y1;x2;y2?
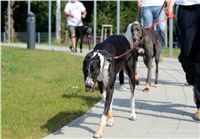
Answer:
4;1;15;43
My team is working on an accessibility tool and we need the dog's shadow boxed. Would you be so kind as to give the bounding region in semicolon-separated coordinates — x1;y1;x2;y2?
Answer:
41;111;99;135
41;97;197;136
111;98;196;122
41;92;101;135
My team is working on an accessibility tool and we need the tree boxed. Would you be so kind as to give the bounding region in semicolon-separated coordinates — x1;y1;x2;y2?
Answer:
4;1;16;42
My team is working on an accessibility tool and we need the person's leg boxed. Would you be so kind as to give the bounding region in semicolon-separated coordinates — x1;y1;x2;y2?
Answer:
75;26;79;52
68;26;72;50
119;69;124;86
69;26;76;52
79;26;84;52
141;7;154;27
177;5;200;120
193;6;200;120
154;7;166;52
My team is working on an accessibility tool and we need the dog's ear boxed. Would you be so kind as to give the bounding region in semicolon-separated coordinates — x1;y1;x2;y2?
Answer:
82;51;94;73
141;24;145;37
90;54;101;71
140;27;145;45
85;51;94;59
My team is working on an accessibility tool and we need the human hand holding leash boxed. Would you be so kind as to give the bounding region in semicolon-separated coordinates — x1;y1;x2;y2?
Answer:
137;0;142;7
166;0;176;18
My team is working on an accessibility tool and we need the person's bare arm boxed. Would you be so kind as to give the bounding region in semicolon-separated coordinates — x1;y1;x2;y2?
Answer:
82;10;87;19
137;0;142;7
166;0;176;15
64;11;74;18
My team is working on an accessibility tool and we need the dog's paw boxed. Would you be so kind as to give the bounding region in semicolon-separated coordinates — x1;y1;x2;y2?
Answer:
107;118;114;127
155;84;158;88
129;116;137;121
93;132;102;138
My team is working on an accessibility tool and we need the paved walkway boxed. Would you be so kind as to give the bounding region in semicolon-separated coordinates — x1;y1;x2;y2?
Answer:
2;43;200;138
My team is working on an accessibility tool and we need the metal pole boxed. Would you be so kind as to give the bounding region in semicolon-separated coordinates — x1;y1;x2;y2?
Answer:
28;0;31;13
169;18;173;57
93;0;97;47
38;32;40;43
48;0;51;47
8;0;11;45
0;1;1;43
117;0;120;34
56;0;61;40
4;32;6;43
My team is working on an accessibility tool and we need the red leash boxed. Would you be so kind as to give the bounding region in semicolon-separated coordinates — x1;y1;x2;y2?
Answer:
112;37;145;60
144;13;175;29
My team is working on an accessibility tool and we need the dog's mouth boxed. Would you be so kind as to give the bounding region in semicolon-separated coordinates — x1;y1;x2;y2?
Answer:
85;85;95;92
133;38;138;43
85;77;96;92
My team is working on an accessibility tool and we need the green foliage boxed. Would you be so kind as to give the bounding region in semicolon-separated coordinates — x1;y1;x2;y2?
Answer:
2;46;100;139
120;1;138;32
31;1;56;32
5;1;138;34
95;1;138;34
96;1;116;33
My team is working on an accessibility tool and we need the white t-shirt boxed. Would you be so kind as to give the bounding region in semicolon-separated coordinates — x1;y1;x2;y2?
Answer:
176;0;200;5
64;1;86;26
142;0;165;7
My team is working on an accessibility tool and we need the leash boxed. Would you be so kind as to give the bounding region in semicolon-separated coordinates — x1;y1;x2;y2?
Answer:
112;37;145;60
144;2;175;29
144;13;175;29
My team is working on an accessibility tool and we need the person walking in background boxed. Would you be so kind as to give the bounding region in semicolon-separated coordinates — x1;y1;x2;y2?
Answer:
64;0;87;53
137;0;167;52
167;0;200;120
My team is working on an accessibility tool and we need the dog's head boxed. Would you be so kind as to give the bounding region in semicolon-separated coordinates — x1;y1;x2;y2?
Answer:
131;21;144;43
83;23;92;35
131;21;145;56
82;51;101;92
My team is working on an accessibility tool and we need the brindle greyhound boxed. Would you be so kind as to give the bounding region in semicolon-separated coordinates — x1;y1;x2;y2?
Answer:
120;21;162;92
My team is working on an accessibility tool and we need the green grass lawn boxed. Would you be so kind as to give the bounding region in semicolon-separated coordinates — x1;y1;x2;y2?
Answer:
161;47;180;58
1;46;100;139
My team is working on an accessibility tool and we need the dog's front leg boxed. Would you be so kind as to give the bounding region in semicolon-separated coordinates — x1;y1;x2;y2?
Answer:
107;98;114;127
94;87;114;138
144;58;152;92
93;115;107;138
101;91;114;127
98;81;114;127
130;93;137;121
129;78;136;121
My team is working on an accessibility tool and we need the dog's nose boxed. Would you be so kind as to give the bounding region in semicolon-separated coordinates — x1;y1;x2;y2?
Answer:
85;77;94;89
